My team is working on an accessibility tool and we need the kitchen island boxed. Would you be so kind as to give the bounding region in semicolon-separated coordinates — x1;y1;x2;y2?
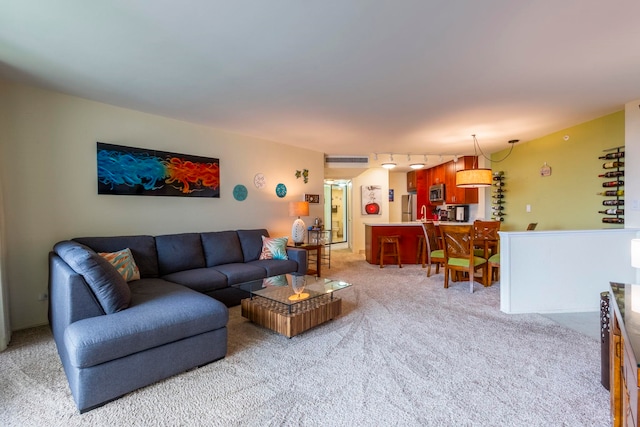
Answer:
365;222;471;265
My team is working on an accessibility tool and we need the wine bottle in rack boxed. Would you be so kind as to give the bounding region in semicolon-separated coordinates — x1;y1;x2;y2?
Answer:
599;152;624;159
492;194;504;199
602;161;624;169
598;209;624;215
598;171;624;178
493;199;504;204
603;199;624;206
493;181;505;187
602;218;624;224
596;190;624;196
602;180;624;187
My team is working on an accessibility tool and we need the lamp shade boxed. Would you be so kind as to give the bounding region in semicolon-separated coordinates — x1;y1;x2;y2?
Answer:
289;201;309;217
632;239;640;268
456;168;492;188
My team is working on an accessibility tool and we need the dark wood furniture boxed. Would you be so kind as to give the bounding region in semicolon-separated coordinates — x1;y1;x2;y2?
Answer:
378;235;402;268
609;282;640;426
439;224;487;293
288;244;322;276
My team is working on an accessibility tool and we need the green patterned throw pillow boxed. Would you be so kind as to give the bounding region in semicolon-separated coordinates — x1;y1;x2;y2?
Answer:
259;236;289;260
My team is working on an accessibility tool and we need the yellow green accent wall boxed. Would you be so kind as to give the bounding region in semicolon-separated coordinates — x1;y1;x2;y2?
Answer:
490;111;624;231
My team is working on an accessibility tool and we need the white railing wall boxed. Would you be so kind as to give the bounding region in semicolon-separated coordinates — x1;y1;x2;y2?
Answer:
499;228;640;314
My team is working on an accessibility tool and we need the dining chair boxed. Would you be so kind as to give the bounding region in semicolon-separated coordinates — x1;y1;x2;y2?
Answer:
419;221;445;277
488;253;500;283
472;220;501;286
439;224;487;293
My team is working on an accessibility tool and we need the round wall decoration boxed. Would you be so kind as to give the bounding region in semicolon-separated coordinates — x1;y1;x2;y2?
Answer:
233;184;248;201
275;183;287;198
253;173;266;189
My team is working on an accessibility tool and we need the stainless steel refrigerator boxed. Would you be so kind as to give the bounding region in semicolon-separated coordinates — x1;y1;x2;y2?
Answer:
401;194;417;222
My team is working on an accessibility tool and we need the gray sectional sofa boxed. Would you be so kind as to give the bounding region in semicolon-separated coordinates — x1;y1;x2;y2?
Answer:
48;228;306;413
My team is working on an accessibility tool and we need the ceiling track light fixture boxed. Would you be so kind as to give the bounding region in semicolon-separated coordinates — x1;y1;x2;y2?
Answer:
381;153;396;169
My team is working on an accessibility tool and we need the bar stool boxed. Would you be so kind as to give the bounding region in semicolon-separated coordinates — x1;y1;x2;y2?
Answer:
378;235;402;268
416;235;427;268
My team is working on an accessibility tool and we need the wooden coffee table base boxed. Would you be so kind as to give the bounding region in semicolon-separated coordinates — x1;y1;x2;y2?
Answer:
241;294;342;338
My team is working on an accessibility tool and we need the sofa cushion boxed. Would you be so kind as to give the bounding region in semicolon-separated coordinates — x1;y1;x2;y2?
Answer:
98;248;141;282
63;279;228;368
212;263;267;285
162;267;228;292
237;229;269;262
201;231;244;267
259;236;289;260
248;259;300;277
73;235;159;278
156;233;205;275
54;241;131;314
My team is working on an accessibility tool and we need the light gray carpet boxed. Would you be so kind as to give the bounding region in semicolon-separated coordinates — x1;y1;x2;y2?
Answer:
1;251;609;426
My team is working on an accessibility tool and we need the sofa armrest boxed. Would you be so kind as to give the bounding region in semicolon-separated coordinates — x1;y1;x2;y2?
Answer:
49;252;104;341
285;247;308;275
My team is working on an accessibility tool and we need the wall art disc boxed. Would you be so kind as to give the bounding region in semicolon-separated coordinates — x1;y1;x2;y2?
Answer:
233;184;248;201
254;173;266;189
275;183;287;198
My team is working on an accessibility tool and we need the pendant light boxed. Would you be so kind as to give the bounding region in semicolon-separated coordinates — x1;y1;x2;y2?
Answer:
456;135;492;188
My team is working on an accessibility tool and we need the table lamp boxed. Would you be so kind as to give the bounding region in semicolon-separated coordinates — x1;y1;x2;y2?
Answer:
289;201;309;246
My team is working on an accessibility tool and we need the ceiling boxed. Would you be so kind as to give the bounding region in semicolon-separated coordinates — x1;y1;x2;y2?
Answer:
2;1;639;175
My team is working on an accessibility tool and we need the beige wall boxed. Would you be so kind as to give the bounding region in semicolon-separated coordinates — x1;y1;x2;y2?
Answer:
388;171;406;223
490;111;625;231
351;168;390;254
0;81;324;330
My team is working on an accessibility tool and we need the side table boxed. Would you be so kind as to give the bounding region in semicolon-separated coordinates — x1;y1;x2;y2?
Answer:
288;244;322;276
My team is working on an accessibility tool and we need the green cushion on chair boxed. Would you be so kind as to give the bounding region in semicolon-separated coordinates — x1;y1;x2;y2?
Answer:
448;257;486;268
430;249;444;258
489;253;500;264
473;249;485;257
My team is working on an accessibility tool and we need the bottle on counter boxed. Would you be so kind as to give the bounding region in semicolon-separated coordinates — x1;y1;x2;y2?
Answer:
598;209;624;215
602;161;624;169
597;190;624;196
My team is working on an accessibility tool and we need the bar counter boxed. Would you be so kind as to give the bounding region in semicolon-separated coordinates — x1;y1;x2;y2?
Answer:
364;221;471;265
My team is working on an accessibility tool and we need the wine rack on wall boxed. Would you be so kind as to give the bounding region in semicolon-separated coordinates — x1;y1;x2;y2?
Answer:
598;146;624;225
492;171;505;221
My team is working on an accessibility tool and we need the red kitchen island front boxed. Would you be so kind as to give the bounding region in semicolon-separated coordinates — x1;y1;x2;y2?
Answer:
365;223;425;265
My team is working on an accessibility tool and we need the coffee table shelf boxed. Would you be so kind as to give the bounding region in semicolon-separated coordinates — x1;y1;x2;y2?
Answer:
237;275;351;338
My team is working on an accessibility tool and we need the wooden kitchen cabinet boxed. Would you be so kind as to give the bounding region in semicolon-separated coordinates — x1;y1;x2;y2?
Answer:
407;170;416;193
444;156;479;204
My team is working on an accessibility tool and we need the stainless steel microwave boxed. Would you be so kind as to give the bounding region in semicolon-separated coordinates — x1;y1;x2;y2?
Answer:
429;184;445;203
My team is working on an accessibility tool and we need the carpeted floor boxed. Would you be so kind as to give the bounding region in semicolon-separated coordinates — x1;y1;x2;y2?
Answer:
1;250;610;426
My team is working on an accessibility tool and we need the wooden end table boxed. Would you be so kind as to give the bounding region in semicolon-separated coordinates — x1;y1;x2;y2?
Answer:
288;243;322;276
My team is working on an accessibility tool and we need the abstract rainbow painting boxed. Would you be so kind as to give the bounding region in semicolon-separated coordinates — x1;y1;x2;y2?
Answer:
97;142;220;197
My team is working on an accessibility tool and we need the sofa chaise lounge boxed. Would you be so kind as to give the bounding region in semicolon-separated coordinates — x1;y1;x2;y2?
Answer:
49;228;306;412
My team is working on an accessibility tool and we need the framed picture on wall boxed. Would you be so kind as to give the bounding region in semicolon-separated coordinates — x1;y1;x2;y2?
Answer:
361;185;382;215
389;189;394;202
305;194;320;204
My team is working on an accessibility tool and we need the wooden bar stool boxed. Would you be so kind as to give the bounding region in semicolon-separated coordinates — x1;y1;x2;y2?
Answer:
416;235;426;268
378;235;402;268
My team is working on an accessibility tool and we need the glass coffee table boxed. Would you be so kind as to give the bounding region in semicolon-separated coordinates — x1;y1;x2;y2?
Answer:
235;274;352;338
